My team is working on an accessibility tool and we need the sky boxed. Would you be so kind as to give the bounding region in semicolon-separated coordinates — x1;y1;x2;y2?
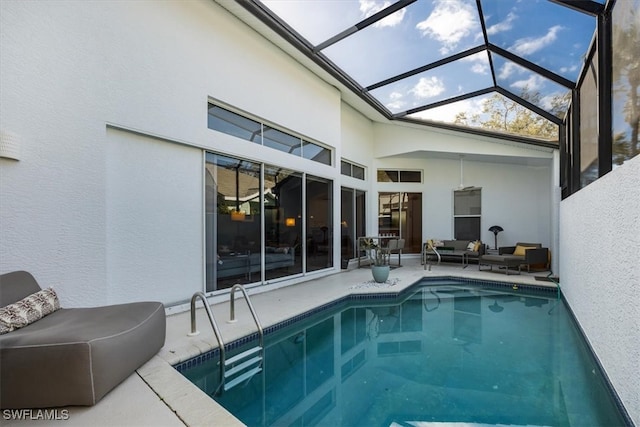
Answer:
261;0;597;132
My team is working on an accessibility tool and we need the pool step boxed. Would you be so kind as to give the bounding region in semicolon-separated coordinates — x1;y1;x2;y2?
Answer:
223;346;263;391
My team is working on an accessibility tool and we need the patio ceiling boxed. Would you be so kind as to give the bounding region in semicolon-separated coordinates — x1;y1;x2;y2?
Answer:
230;0;604;146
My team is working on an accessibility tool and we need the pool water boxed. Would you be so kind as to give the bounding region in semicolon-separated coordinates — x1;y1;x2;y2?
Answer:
180;280;628;426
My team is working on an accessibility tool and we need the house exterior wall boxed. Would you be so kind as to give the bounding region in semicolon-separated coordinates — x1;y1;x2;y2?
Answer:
559;155;640;425
0;0;341;306
2;0;555;308
373;123;555;251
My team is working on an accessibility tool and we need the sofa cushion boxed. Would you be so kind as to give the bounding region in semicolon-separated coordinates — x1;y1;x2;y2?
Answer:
0;288;60;335
513;245;536;256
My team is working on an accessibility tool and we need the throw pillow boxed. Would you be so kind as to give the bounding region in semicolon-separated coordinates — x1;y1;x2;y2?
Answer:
466;242;476;251
0;287;60;335
473;240;482;252
513;245;535;256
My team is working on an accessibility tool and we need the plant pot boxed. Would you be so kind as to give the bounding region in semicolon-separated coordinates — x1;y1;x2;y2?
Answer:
371;265;390;283
341;258;349;269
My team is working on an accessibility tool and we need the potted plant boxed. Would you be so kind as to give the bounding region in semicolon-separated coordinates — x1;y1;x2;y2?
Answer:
360;238;389;283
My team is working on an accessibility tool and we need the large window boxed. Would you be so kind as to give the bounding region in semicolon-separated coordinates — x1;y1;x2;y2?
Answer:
208;103;332;166
377;170;422;183
206;152;333;292
264;166;303;281
454;188;481;241
341;160;365;180
205;154;262;291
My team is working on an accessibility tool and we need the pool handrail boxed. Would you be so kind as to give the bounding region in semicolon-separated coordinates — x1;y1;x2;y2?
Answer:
188;291;226;386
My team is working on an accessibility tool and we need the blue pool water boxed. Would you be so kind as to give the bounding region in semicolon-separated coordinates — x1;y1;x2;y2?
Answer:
179;279;628;426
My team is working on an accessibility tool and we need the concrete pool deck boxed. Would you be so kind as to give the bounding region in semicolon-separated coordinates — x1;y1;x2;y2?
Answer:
3;258;556;426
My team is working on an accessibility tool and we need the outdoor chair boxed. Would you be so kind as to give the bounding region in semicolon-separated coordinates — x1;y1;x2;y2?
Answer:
0;271;166;409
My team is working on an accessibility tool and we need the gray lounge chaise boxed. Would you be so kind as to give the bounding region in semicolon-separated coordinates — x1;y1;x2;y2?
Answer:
479;242;549;275
0;271;166;409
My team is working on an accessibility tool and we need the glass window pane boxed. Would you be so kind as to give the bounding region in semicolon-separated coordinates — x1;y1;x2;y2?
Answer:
207;104;262;143
400;170;421;183
263;126;302;155
303;141;331;165
580;49;599;188
341;161;352;176
306;175;333;271
205;153;262;291
341;188;354;260
454;217;480;241
454;189;481;215
352;165;365;180
264;165;303;280
612;0;640;168
377;170;399;182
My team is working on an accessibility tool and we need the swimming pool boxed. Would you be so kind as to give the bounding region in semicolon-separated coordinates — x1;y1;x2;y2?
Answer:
178;278;629;426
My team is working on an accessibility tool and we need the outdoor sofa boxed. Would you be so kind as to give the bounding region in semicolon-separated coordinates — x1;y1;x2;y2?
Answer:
216;246;295;279
0;270;165;409
479;242;549;275
423;239;485;266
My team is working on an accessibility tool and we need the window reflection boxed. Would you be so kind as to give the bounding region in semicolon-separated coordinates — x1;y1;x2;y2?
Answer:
264;166;303;280
206;152;334;290
306;176;333;271
612;1;640;167
205;154;262;291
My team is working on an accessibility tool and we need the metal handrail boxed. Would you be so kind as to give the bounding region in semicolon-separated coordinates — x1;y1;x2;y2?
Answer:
229;284;264;350
188;291;226;384
423;242;441;270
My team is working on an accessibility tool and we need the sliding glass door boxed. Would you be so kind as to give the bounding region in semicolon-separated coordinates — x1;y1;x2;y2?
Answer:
306;176;333;271
205;152;334;292
341;187;366;261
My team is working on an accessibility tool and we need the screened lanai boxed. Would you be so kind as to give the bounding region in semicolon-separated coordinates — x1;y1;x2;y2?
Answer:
223;0;639;195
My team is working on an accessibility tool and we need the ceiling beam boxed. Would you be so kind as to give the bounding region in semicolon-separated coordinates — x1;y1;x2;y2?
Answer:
548;0;604;16
495;86;563;125
476;0;498;88
488;43;575;89
314;0;417;52
367;45;486;91
400;87;495;116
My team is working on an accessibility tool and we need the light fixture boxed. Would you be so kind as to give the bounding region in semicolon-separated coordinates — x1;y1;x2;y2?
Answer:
489;300;504;313
285;217;295;227
0;131;21;161
488;225;503;249
231;210;245;221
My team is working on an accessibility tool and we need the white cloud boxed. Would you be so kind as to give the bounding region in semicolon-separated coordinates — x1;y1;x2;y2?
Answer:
512;25;563;56
386;91;406;110
359;0;406;28
411;76;446;99
511;74;543;91
416;0;478;54
462;51;490;74
471;62;488;74
560;64;579;74
486;12;517;35
498;62;526;80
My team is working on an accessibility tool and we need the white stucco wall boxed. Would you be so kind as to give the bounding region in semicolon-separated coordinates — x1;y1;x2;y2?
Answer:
372;123;555;253
559;155;640;425
0;0;342;306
